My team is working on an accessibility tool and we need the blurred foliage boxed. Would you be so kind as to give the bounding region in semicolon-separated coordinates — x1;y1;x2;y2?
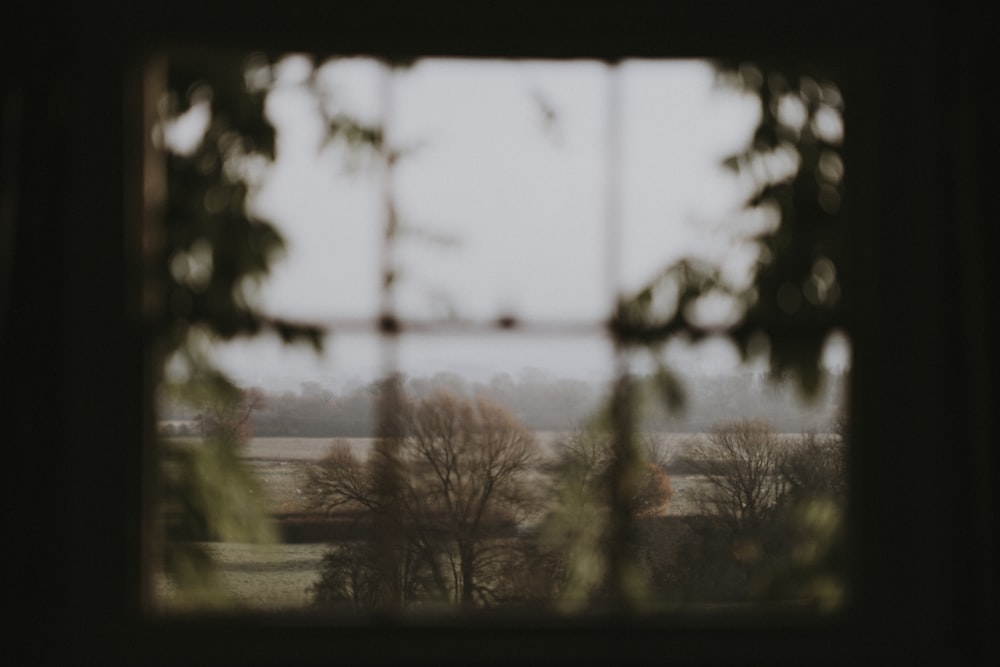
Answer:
153;53;334;607
159;425;277;609
538;402;673;612
610;62;846;400
755;410;849;608
602;60;847;611
156;331;279;608
755;497;847;611
723;63;846;397
640;419;848;608
157;52;324;352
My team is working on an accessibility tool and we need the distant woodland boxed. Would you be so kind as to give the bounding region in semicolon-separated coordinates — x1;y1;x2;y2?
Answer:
159;369;846;437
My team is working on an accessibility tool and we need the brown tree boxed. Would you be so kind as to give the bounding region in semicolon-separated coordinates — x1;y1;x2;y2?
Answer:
552;429;673;518
307;391;541;609
534;428;673;610
194;386;265;444
687;419;785;526
777;430;846;506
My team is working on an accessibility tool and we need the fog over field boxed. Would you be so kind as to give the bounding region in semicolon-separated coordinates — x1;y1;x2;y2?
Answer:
162;366;845;438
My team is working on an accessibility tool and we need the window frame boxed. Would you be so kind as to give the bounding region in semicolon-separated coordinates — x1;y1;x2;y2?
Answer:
4;1;996;664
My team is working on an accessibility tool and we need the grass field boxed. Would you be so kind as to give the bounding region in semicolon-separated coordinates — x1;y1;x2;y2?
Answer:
155;542;328;611
243;435;710;516
210;542;328;609
244;437;375;461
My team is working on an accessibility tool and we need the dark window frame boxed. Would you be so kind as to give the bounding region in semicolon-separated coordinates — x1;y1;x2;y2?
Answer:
4;1;996;664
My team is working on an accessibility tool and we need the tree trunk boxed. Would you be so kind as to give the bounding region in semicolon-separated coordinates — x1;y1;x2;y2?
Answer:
459;541;475;607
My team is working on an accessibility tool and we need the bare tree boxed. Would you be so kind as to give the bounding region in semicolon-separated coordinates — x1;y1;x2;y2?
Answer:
194;386;265;444
400;392;541;606
549;429;674;518
778;430;846;506
687;419;785;526
307;391;541;609
306;440;381;515
535;427;673;610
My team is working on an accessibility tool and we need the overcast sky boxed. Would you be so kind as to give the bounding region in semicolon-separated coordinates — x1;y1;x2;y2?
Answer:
195;56;845;390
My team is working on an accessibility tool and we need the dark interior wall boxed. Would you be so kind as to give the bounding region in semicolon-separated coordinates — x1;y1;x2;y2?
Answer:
2;2;996;664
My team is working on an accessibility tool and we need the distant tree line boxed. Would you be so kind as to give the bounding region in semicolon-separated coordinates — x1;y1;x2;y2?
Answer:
158;369;845;438
637;369;846;434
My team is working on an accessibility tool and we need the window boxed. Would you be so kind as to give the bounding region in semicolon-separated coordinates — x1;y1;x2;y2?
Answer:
4;2;996;665
151;53;850;615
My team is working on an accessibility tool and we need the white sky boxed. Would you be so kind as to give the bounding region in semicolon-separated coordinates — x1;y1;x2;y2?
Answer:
201;56;845;390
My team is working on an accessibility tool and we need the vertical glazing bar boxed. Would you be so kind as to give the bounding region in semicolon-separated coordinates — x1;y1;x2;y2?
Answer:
379;64;399;332
373;60;403;614
604;62;622;310
603;60;643;612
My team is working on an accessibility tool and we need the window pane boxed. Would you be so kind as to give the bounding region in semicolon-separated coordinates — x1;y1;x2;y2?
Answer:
391;59;609;321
